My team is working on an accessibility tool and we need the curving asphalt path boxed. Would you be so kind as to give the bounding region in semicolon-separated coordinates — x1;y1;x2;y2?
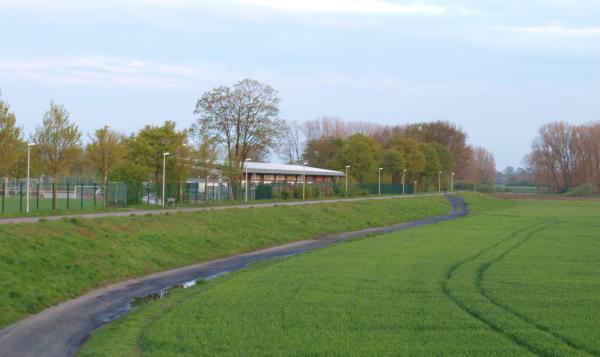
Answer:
0;195;467;357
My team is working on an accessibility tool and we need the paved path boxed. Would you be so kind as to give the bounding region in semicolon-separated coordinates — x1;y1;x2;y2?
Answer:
0;193;445;225
0;195;467;357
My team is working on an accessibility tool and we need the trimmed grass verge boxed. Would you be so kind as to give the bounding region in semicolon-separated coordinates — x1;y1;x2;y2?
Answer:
0;195;449;329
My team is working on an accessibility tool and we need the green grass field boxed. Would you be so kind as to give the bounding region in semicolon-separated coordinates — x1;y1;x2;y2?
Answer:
80;194;600;356
0;195;449;329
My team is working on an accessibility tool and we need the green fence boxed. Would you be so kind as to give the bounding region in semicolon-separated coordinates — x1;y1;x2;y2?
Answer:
0;182;126;214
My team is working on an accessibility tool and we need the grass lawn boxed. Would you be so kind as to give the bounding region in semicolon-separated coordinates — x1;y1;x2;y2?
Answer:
0;195;450;329
80;194;600;356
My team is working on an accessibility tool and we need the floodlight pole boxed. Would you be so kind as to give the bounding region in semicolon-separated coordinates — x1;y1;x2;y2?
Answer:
451;172;455;192
26;142;36;213
345;165;351;197
378;167;382;196
438;171;442;193
303;161;308;200
414;180;418;194
402;169;407;195
245;158;251;202
162;152;170;207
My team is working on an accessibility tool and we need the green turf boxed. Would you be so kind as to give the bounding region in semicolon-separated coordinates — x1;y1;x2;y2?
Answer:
80;195;600;356
0;195;449;329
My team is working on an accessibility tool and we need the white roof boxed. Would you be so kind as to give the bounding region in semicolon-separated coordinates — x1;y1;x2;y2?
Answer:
245;162;345;177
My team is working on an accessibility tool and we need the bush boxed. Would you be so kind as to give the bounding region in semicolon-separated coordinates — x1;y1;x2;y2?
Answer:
565;183;597;197
280;191;290;199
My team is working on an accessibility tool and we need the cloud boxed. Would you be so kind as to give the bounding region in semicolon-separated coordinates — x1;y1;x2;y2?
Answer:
2;0;446;16
0;57;233;88
511;22;600;36
231;0;446;15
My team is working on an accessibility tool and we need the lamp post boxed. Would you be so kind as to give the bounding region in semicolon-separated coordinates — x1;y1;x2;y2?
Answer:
302;161;308;200
451;172;455;192
245;158;251;202
26;142;36;213
345;165;351;197
414;180;418;194
438;171;442;193
402;169;407;195
162;152;170;207
378;167;383;196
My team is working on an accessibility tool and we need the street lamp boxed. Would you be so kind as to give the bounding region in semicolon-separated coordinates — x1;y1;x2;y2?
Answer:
245;158;251;202
450;172;455;192
402;169;407;195
345;165;351;197
378;167;383;196
26;142;36;213
414;180;418;194
162;152;170;207
302;161;308;200
438;171;442;193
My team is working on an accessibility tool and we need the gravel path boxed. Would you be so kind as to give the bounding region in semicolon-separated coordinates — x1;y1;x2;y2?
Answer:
0;193;445;225
0;195;467;357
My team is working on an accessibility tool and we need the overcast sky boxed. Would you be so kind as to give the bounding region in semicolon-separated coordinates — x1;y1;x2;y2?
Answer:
1;0;599;169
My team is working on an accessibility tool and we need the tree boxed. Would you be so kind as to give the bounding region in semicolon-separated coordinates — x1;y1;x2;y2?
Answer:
108;161;148;204
195;134;219;202
85;125;126;198
381;148;406;183
389;136;426;182
304;137;344;168
405;121;469;179
193;79;285;198
277;121;304;164
128;121;188;186
32;102;82;209
469;146;496;184
0;99;24;178
331;134;379;183
418;143;441;189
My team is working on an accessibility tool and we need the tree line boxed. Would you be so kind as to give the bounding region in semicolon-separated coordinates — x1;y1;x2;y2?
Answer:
527;121;600;193
0;79;496;205
280;117;496;190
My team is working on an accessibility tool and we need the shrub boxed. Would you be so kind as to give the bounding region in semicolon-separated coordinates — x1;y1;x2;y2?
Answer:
566;183;597;197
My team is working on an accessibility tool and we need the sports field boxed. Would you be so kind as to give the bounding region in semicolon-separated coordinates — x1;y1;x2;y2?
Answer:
81;195;600;356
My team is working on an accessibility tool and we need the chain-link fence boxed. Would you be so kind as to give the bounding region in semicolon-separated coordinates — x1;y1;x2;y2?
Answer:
0;181;128;214
1;179;420;214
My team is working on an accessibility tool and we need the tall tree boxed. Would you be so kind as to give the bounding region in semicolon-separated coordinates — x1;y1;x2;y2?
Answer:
381;148;406;184
331;134;379;183
469;146;496;184
32;102;82;209
128;121;188;186
85;125;126;195
0;99;24;177
195;134;219;202
418;143;441;189
193;79;285;198
277;121;304;164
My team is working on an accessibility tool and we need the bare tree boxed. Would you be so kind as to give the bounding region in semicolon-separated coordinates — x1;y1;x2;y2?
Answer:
193;79;285;198
277;121;304;164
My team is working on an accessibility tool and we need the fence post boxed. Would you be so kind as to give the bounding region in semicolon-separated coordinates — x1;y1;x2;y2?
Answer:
67;183;70;210
93;183;97;208
1;181;4;214
19;182;23;213
80;183;84;209
36;183;39;210
135;183;139;206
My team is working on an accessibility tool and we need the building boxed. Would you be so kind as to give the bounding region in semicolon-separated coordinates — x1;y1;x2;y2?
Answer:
242;162;345;184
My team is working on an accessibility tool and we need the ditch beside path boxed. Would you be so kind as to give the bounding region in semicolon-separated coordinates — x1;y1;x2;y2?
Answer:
0;193;446;225
0;195;467;357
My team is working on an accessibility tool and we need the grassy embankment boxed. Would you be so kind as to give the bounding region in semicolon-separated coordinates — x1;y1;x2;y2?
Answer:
81;193;600;356
0;195;450;329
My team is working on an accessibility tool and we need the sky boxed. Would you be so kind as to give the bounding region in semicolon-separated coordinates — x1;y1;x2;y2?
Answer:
1;0;599;169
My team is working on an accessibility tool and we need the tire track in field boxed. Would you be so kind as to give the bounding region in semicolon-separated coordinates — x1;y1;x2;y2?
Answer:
441;221;594;357
477;221;600;356
441;221;549;356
